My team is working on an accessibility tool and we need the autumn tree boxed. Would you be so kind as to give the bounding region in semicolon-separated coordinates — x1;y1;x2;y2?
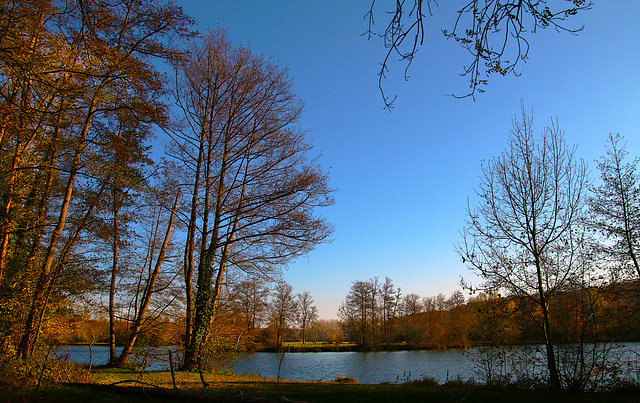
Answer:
457;103;588;389
467;292;521;345
338;277;389;348
402;293;424;348
0;0;193;360
172;29;333;369
233;277;271;330
365;0;592;106
590;134;640;279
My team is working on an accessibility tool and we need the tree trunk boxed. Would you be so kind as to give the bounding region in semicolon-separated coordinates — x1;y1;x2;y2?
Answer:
115;190;180;366
183;140;204;349
18;104;95;360
536;258;561;390
108;194;119;365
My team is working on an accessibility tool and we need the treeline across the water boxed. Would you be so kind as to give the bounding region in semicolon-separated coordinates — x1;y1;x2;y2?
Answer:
49;277;640;355
338;277;640;351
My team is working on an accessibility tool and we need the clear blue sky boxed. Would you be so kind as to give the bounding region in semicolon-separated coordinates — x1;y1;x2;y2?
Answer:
178;1;640;319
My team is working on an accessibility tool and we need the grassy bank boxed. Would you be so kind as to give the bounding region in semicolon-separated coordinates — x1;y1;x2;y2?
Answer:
3;368;640;403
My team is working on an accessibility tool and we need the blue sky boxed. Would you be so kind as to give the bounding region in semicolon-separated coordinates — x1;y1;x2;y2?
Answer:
178;1;640;319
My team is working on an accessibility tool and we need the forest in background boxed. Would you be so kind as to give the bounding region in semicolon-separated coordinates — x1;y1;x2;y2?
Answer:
47;278;640;354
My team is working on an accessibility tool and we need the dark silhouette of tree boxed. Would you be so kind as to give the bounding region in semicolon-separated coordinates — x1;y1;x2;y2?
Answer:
457;103;588;389
590;134;640;279
365;0;592;107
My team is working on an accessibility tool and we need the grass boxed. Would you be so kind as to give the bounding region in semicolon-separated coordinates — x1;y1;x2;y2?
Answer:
3;367;640;402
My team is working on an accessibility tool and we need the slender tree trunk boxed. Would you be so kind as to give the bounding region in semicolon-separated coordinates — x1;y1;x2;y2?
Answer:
33;184;105;353
0;152;18;279
18;105;95;360
115;190;180;366
618;175;640;278
183;141;204;349
109;191;119;365
0;6;45;280
183;132;231;370
535;257;561;390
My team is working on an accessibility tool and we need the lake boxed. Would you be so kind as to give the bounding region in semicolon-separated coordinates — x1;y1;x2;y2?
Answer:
57;343;640;385
233;350;472;384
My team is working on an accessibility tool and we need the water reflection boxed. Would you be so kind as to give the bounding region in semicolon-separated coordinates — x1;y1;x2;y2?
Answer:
233;350;472;384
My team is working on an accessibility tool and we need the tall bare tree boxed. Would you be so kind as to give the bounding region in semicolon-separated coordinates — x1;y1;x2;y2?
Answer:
113;188;181;367
457;103;588;389
269;281;298;348
296;291;318;344
338;278;380;348
172;29;333;369
380;277;401;346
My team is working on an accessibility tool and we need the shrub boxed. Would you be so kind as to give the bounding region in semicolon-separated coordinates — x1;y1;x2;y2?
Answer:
334;376;358;384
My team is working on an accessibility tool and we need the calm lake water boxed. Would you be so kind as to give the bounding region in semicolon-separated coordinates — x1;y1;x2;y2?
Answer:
233;350;471;384
58;343;640;385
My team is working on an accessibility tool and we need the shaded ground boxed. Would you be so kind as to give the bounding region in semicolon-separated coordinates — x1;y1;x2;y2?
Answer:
3;368;640;403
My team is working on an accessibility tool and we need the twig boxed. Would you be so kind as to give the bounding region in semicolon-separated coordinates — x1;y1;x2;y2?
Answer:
36;345;53;391
276;350;285;391
169;350;178;389
198;357;209;389
86;330;96;382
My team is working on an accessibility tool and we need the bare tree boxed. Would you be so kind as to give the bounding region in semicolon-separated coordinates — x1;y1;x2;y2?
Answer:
590;134;640;279
402;293;423;348
233;277;271;330
338;277;383;348
380;277;401;346
338;280;372;347
296;291;319;344
173;29;333;369
365;0;592;107
456;103;588;390
269;281;298;348
113;188;181;367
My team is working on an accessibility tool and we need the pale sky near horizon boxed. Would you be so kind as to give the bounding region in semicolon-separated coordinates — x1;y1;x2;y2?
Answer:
176;1;640;319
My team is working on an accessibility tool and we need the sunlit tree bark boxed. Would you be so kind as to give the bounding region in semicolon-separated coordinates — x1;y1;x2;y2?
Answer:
114;189;180;367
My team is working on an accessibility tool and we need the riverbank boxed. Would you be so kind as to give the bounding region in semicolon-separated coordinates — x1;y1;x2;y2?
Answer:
4;368;640;403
